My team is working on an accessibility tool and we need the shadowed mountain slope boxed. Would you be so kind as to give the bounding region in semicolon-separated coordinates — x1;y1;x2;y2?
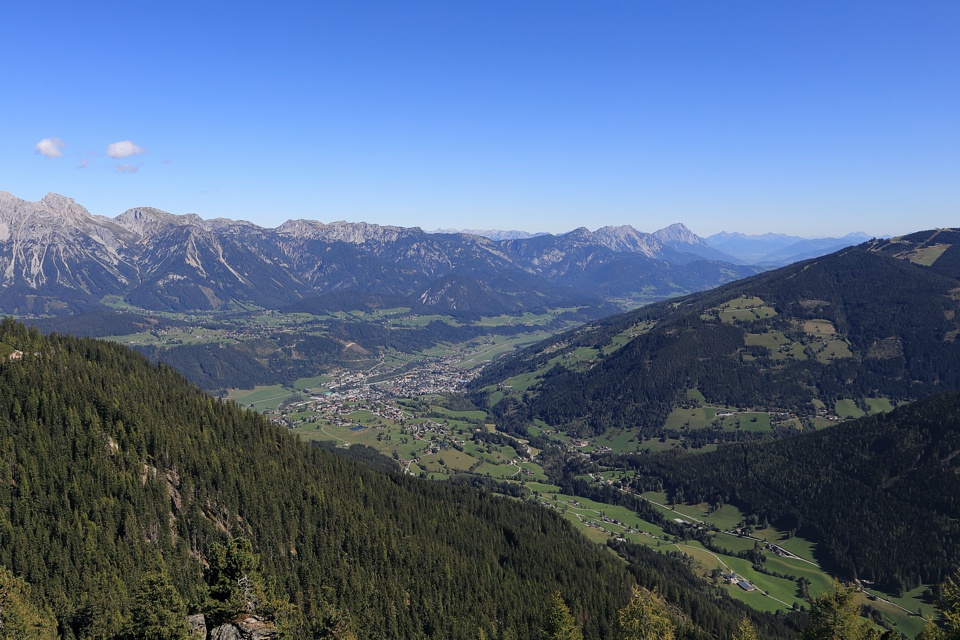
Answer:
473;232;960;436
618;391;960;593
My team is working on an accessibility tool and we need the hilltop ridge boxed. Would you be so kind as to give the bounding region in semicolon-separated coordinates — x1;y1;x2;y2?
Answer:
473;229;960;437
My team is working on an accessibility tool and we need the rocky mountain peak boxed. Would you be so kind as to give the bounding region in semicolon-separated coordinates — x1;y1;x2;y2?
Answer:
0;189;760;315
38;192;96;226
653;222;703;246
0;192;107;236
593;225;660;256
114;207;188;238
275;219;329;236
563;227;595;242
0;191;21;207
277;219;414;244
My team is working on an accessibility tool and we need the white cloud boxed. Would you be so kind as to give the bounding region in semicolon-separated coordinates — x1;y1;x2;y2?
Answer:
114;164;139;174
35;138;65;158
77;159;89;169
107;140;146;158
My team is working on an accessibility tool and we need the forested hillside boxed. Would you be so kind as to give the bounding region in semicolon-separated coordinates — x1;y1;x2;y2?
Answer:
613;392;960;593
0;318;638;638
474;237;960;436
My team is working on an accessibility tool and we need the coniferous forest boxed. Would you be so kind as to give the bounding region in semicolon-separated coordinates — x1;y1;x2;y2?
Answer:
0;318;631;637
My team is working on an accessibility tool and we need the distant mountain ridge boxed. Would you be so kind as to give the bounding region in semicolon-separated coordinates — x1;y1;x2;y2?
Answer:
0;191;758;316
428;228;547;240
704;230;874;266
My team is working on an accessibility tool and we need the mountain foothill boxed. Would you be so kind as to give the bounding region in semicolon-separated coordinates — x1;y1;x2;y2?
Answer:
0;319;808;639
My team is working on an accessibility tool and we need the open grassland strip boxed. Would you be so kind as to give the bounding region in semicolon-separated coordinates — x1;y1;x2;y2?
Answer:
860;585;930;638
639;492;706;525
834;398;866;418
228;384;298;410
700;503;745;529
905;243;951;266
594;429;643;453
865;397;895;414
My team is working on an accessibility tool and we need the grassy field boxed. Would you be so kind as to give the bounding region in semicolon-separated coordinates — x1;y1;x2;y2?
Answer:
228;385;299;411
865;397;895;414
835;399;866;418
663;405;774;434
288;398;537;481
292;374;332;390
710;296;778;324
905;243;951;266
593;429;644;453
815;339;854;363
537;492;671;546
664;407;720;430
719;412;771;431
802;319;837;335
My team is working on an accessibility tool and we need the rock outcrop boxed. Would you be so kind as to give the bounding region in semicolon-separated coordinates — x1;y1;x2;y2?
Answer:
209;616;279;640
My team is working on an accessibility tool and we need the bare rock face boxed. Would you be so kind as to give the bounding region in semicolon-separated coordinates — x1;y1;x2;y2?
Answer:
652;222;702;246
209;616;279;640
187;613;207;638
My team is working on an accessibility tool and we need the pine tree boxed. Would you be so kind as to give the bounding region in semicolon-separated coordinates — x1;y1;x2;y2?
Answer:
541;590;582;640
916;622;946;640
732;615;758;640
0;566;58;640
618;586;675;640
204;538;272;625
127;568;190;640
801;581;878;640
940;570;960;639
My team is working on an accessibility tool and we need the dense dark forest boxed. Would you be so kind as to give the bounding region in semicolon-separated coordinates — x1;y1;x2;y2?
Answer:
611;392;960;593
0;319;633;637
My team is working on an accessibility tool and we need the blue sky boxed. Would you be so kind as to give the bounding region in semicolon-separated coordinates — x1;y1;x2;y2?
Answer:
2;1;957;237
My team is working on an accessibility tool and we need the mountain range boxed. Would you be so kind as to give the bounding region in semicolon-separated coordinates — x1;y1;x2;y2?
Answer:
0;192;764;317
704;231;874;266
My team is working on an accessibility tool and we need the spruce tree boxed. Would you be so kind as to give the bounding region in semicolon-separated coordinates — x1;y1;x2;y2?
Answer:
127;568;190;640
801;581;878;640
618;586;675;640
541;591;582;640
0;566;58;640
732;615;758;640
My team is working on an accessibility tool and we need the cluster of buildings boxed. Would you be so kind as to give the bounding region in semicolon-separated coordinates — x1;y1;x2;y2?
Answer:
375;356;477;396
721;571;757;591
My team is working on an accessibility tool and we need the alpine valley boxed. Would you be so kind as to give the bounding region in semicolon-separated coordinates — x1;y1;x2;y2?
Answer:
3;190;960;639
